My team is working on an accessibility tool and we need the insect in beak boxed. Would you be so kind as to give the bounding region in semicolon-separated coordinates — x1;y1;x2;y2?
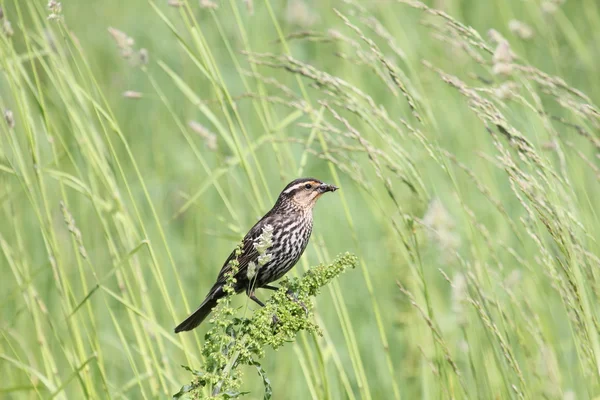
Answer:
317;183;338;193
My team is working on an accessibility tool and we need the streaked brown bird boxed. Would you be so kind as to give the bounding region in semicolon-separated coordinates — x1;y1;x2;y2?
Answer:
174;178;338;333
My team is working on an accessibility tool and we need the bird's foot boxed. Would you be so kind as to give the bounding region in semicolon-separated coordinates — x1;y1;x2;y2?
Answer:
285;288;297;300
286;289;308;316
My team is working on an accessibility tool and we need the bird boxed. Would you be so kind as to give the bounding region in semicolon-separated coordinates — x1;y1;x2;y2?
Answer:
174;178;338;333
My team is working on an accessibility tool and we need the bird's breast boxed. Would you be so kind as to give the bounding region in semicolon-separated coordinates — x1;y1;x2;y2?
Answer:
256;212;313;284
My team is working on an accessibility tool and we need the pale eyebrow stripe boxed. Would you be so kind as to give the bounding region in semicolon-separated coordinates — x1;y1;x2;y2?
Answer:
283;183;305;194
283;181;318;194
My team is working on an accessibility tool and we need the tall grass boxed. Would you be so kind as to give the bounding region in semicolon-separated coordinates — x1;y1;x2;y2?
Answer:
1;0;599;398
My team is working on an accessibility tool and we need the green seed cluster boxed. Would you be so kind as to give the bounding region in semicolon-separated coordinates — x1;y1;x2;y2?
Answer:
175;253;357;399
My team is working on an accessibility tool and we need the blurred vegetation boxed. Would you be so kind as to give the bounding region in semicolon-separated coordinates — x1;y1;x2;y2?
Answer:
1;0;599;399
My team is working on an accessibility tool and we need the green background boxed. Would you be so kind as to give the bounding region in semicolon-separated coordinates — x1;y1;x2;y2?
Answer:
1;0;599;398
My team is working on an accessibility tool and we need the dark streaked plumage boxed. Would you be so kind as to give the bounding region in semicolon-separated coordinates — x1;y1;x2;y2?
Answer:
174;178;338;333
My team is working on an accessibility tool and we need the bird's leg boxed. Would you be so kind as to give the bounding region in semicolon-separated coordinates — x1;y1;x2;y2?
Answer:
248;288;279;324
250;286;306;323
262;285;306;314
261;284;297;298
258;285;283;324
247;290;265;307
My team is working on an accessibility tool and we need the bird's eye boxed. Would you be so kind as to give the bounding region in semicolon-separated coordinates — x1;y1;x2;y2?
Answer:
304;183;312;190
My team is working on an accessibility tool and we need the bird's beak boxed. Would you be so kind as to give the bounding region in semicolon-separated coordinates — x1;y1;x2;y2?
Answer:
317;183;338;193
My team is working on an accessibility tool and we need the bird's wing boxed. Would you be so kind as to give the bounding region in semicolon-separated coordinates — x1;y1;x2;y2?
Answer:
214;213;275;285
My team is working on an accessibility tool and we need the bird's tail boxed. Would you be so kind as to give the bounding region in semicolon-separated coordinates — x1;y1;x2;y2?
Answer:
174;285;224;333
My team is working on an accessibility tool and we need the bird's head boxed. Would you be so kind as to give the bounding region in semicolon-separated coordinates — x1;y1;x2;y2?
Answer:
278;178;338;210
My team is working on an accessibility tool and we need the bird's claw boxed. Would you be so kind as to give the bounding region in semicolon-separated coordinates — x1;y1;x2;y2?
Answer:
285;289;298;301
299;301;308;316
286;289;308;315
